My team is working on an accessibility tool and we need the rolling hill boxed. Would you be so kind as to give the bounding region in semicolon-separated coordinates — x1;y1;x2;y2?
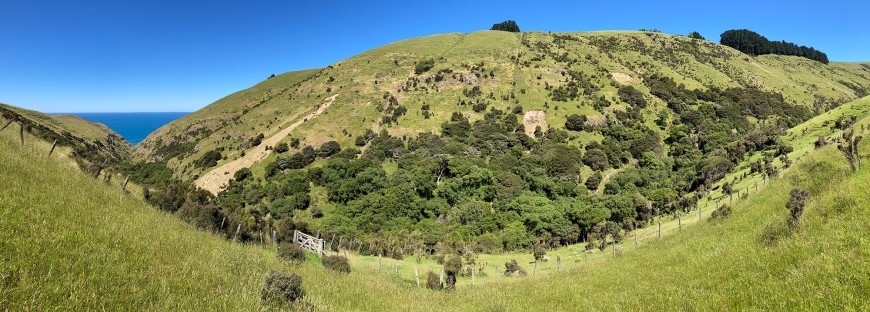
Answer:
2;97;868;310
137;30;870;187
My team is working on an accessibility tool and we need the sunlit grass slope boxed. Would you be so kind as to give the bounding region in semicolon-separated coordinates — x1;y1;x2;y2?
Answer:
2;108;869;310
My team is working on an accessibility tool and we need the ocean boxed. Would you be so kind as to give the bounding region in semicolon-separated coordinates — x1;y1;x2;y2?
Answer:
64;112;189;145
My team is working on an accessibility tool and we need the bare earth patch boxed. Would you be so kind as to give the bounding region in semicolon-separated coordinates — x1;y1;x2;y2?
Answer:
523;110;547;137
195;94;339;194
611;72;635;85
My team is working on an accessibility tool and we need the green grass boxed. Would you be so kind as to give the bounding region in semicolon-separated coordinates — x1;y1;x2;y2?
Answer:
139;30;870;184
3;99;870;310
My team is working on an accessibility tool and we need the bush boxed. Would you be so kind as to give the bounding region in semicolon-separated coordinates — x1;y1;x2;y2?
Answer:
533;245;546;261
585;172;603;190
503;259;526;276
319;141;341;158
710;205;731;220
234;168;252;182
277;242;307;263
426;270;442;290
565;114;587;131
688;31;705;40
786;188;810;227
415;59;435;75
194;150;222;168
321;255;351;273
260;271;304;304
443;255;462;290
275;143;289;154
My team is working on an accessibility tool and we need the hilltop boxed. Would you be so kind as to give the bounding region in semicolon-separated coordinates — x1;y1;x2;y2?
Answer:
139;30;870;185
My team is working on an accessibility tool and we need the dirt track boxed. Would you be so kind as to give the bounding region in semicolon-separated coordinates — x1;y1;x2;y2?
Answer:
195;94;338;194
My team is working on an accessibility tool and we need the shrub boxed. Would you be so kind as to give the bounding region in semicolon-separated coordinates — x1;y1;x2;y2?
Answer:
585;172;603;191
688;31;705;40
444;255;462;290
233;168;252;182
319;141;341;158
277;242;307;263
710;205;731;220
260;271;304;304
321;255;351;273
503;259;526;276
275;143;289;154
194;150;222;168
786;188;810;227
426;270;442;290
415;59;435;75
565;114;587;131
533;245;546;261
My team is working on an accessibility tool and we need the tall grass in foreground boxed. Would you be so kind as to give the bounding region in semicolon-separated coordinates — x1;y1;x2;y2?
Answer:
1;121;869;310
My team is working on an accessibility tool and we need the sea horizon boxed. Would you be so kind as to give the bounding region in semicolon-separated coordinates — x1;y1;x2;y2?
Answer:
53;112;190;145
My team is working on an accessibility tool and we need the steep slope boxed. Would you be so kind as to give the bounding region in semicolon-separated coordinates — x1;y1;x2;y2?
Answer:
3;106;868;311
138;31;870;190
0;102;130;167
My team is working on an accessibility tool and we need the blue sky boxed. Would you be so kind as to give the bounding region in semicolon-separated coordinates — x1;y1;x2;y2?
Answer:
1;0;867;113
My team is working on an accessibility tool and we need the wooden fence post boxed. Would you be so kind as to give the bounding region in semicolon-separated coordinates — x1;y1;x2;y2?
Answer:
557;255;561;272
755;181;758;191
394;259;398;275
48;139;57;156
699;205;702;222
635;233;638;245
533;259;538;276
19;122;24;145
584;250;588;264
344;249;348;259
220;217;225;230
378;254;382;273
234;224;241;241
439;268;444;288
273;230;278;248
415;263;420;287
122;176;130;190
658;222;662;240
471;264;475;287
678;215;682;232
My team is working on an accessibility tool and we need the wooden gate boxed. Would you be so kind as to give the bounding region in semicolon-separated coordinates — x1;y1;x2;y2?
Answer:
293;230;325;257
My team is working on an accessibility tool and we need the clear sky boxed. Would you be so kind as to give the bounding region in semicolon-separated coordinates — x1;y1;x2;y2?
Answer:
1;0;867;113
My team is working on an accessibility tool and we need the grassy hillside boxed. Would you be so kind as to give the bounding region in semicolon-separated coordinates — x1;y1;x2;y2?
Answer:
0;102;130;168
138;31;870;184
2;104;868;310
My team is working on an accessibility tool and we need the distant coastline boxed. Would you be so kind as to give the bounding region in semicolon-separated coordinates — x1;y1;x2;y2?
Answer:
53;112;189;145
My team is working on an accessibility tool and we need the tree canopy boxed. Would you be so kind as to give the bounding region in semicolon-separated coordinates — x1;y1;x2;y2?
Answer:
720;29;829;64
491;20;520;32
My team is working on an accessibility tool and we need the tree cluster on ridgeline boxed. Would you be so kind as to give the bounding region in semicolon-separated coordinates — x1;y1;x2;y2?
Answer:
491;20;520;32
719;29;829;64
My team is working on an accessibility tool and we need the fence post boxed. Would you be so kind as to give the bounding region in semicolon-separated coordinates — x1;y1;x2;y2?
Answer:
678;215;682;232
557;255;561;272
471;264;475;287
440;268;444;288
234;224;241;241
699;205;702;222
344;249;348;259
48;139;57;156
272;230;278;248
635;233;638;246
533;259;538;276
294;230;299;245
19;122;24;145
122;176;130;190
658;222;662;240
755;181;758;191
378;254;382;273
415;263;420;287
394;259;398;275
